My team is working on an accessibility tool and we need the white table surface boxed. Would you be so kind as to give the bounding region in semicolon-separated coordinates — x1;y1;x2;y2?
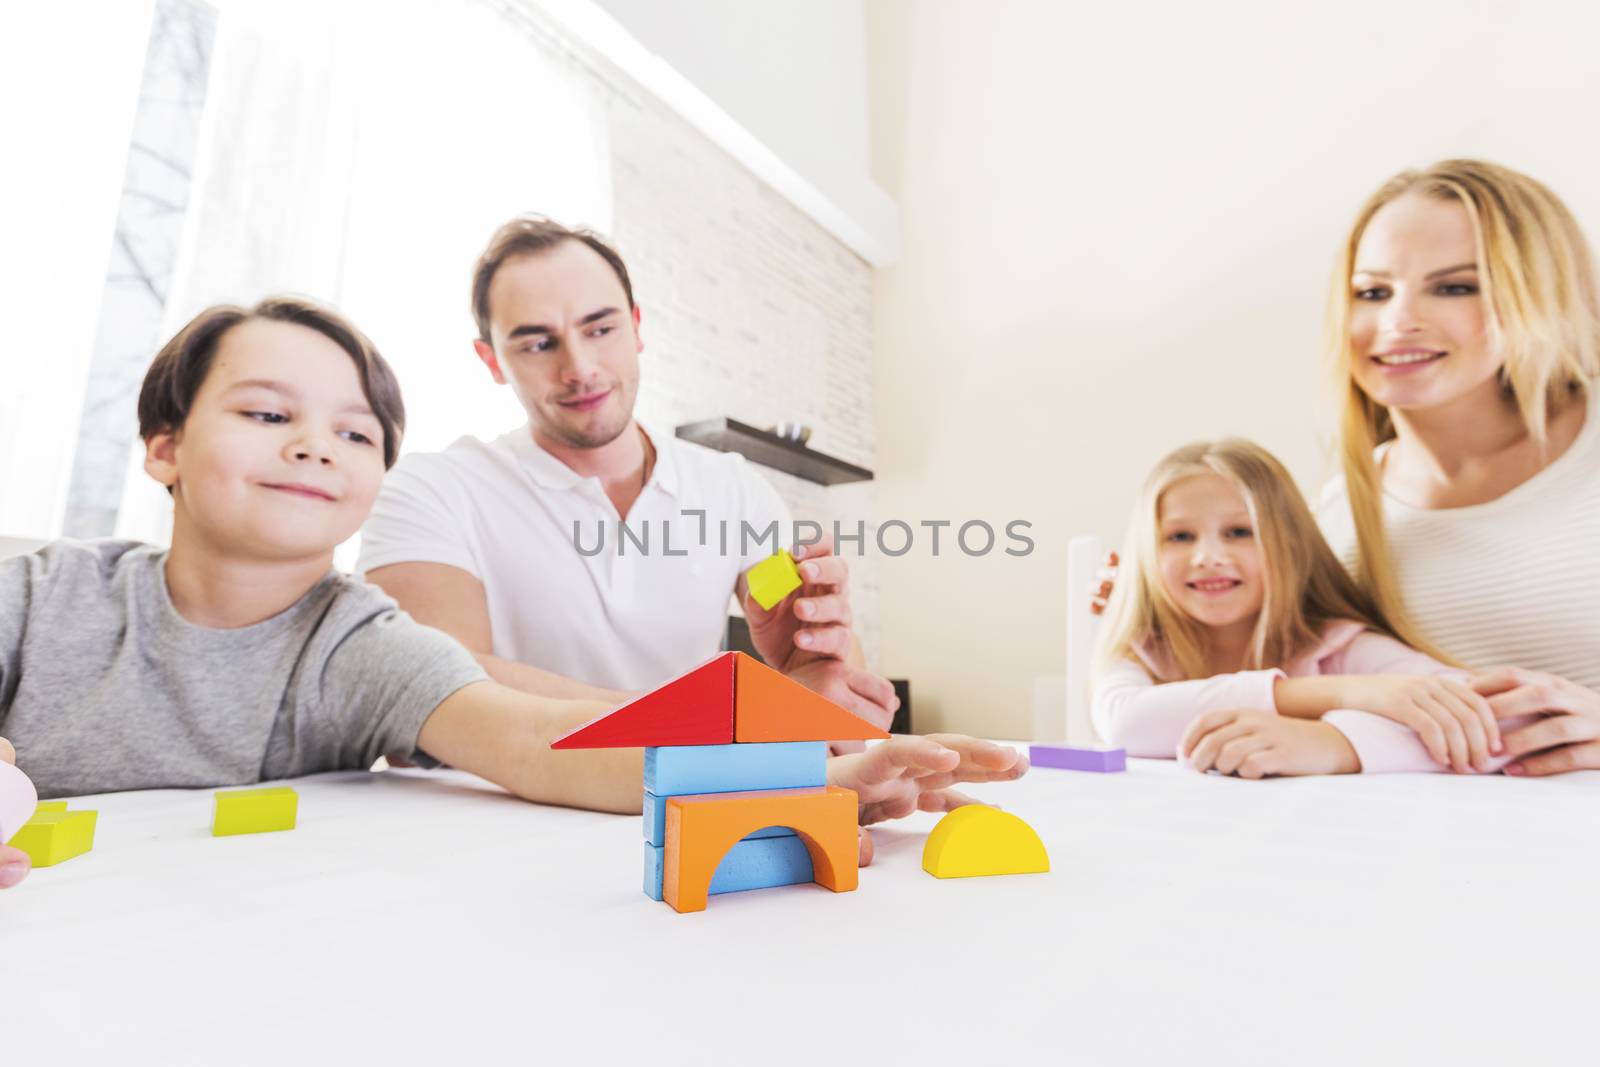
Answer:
4;751;1598;1066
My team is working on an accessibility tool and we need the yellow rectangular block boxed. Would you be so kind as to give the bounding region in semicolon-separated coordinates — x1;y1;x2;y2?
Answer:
10;810;98;867
35;800;69;813
746;549;803;611
212;787;298;837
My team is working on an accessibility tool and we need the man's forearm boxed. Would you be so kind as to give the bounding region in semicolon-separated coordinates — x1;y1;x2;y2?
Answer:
476;651;636;703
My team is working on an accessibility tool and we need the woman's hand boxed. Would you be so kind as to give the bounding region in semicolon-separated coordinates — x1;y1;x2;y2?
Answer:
1334;675;1500;773
1179;710;1360;778
1089;551;1118;615
1470;667;1600;776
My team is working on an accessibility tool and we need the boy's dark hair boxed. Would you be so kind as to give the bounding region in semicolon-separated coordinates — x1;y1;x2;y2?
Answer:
137;296;405;468
470;216;635;343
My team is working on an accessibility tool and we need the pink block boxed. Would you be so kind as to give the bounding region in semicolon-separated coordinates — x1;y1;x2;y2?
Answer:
1029;744;1126;773
0;759;39;844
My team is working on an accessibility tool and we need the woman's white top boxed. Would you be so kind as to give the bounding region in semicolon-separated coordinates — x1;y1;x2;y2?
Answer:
1317;388;1600;691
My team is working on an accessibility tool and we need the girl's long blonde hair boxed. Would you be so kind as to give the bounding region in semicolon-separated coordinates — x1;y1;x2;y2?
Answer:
1096;439;1395;682
1327;160;1600;656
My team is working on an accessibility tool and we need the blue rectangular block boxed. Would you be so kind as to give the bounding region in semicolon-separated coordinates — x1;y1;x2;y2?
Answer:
643;835;815;901
643;791;793;846
643;741;826;797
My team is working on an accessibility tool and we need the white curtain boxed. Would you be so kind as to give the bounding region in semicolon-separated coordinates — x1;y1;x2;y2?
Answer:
114;0;613;557
0;1;157;541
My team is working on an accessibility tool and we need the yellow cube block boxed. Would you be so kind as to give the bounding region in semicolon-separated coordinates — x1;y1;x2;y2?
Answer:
10;809;98;867
212;787;298;837
746;549;803;611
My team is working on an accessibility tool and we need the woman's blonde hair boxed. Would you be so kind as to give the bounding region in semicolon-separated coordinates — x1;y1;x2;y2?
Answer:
1095;439;1395;682
1327;160;1600;655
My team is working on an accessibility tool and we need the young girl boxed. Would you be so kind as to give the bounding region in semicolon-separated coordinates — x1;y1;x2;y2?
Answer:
1092;438;1529;778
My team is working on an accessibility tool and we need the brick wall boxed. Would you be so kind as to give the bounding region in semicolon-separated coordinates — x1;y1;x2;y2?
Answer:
504;3;883;664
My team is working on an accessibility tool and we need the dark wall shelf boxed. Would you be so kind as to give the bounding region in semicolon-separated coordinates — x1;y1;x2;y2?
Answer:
676;417;874;486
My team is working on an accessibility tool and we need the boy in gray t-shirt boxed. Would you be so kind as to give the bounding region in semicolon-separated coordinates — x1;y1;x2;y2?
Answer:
0;298;634;813
1;540;482;799
0;297;1027;891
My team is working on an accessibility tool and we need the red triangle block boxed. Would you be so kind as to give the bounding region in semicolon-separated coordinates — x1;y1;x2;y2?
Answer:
551;653;735;749
733;653;891;743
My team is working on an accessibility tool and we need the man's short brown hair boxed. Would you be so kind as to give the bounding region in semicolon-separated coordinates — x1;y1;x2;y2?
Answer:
470;216;635;342
137;296;406;468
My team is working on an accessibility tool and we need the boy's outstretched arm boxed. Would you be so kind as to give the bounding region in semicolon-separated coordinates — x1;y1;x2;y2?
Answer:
415;688;1030;828
417;683;644;814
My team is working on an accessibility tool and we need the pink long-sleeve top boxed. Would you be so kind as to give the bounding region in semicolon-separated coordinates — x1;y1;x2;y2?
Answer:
1092;620;1523;773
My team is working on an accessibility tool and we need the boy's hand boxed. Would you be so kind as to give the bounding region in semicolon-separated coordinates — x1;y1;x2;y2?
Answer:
1336;674;1500;772
828;734;1028;827
0;737;31;889
1180;711;1360;778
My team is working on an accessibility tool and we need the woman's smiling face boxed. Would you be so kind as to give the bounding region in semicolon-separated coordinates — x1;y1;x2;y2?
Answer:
1347;192;1501;415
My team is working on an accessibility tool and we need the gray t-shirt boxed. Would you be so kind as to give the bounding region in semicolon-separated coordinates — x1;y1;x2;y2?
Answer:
0;541;487;798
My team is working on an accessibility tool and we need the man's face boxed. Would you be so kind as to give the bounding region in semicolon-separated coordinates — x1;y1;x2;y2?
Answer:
476;241;643;450
144;318;388;562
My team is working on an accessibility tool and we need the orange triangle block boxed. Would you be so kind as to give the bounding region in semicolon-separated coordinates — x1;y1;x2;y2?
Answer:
551;654;734;749
733;652;891;743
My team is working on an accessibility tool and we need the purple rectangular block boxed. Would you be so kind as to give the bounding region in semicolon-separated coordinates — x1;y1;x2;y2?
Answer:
1029;744;1126;773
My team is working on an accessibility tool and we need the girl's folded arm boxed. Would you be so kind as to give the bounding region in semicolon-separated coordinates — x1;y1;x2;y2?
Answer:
1319;632;1529;773
1092;660;1285;758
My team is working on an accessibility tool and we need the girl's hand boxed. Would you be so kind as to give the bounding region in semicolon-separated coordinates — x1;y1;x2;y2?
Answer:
1470;667;1600;776
1179;710;1360;778
1337;675;1500;773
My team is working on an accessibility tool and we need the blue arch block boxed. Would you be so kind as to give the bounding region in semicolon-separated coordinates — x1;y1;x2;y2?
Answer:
644;834;815;901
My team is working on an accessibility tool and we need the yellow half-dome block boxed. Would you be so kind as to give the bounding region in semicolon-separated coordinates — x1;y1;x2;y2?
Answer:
922;805;1049;879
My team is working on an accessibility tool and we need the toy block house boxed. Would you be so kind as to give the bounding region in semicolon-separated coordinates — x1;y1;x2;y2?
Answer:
552;651;889;913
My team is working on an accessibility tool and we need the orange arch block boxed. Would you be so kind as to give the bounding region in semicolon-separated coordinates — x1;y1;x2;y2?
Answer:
663;786;859;913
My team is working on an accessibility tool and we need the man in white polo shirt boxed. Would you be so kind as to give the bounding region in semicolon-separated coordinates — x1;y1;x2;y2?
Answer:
357;217;897;729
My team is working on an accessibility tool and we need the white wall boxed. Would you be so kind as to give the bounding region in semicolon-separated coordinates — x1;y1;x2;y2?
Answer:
577;0;895;260
866;0;1600;738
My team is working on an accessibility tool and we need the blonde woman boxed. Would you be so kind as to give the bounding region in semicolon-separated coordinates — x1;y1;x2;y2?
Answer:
1092;440;1532;778
1318;160;1600;777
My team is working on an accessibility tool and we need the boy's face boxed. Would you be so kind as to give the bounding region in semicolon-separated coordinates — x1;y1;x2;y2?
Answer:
473;240;643;451
144;319;388;562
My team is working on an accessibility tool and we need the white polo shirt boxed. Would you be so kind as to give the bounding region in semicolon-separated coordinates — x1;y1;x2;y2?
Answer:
355;423;791;692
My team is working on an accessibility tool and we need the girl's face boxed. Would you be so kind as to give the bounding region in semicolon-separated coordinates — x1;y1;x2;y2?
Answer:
1157;473;1265;632
1347;193;1501;415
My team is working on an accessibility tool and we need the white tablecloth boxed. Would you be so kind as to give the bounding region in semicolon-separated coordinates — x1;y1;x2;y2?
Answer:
4;753;1597;1065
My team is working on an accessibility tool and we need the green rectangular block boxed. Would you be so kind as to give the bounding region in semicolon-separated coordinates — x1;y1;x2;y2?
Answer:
11;810;98;867
212;787;298;837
